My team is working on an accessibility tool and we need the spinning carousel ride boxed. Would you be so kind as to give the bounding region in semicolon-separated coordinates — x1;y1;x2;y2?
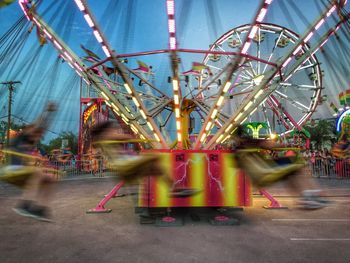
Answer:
17;0;350;210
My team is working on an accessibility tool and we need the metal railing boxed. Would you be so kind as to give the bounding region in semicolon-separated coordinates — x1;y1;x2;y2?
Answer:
46;157;107;179
306;157;350;179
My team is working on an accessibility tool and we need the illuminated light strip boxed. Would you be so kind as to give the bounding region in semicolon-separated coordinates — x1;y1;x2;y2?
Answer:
241;41;251;54
121;117;129;124
93;30;103;43
154;133;160;142
234;112;243;122
168;19;176;33
84;14;94;27
265;0;273;4
326;5;336;17
174;94;179;105
102;46;111;57
336;109;350;132
74;0;85;11
225;124;233;133
64;52;73;62
132;97;140;107
74;62;83;72
172;79;179;91
124;83;132;94
211;109;218;119
111;103;119;112
205;121;212;131
83;78;90;85
147;122;154;131
75;70;82;77
53;40;62;50
170;37;177;50
223;81;232;93
222;135;231;143
177;132;182;142
67;62;74;69
248;25;258;39
32;17;40;26
284;74;292;82
19;1;30;21
176;120;181;130
240;117;248;124
166;0;175;15
200;133;207;142
216;134;224;143
175;108;180;118
304;31;314;43
256;7;267;22
100;92;109;100
217;96;224;106
254;89;264;99
292;45;303;55
139;109;147;119
315;18;325;30
281;57;292;68
243;101;253;111
250;107;258;115
105;101;111;107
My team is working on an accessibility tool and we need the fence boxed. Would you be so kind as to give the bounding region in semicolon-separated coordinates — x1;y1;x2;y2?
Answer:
307;158;350;179
47;157;107;179
51;156;350;180
2;151;350;180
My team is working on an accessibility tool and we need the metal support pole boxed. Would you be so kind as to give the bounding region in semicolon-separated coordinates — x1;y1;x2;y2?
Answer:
0;81;21;146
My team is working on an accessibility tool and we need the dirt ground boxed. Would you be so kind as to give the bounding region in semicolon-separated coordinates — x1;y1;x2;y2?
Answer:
1;177;350;263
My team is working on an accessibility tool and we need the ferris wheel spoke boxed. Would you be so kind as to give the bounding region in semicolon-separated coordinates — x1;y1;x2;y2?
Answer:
262;31;285;75
207;64;225;71
216;45;233;62
279;82;317;90
261;103;273;134
240;83;253;92
294;62;317;72
241;68;254;78
274;90;309;111
239;71;252;80
257;27;261;75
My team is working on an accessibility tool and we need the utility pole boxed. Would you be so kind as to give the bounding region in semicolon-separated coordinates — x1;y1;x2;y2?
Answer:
0;81;21;146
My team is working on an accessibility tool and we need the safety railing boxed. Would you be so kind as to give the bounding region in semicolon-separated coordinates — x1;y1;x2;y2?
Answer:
47;156;107;179
306;157;350;179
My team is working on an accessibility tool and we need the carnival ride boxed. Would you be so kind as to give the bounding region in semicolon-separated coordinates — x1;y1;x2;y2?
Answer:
3;0;350;222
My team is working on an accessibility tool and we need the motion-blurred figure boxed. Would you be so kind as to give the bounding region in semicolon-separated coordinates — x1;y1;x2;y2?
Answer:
0;102;57;221
91;121;199;197
232;125;329;209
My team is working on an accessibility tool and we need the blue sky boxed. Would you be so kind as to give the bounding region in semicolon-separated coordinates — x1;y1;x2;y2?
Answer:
1;0;350;142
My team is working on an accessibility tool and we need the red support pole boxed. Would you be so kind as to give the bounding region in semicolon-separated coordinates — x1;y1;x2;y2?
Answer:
86;181;125;213
259;189;288;209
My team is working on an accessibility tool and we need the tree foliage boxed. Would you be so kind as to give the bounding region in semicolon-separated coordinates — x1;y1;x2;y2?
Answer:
303;119;337;150
39;131;78;155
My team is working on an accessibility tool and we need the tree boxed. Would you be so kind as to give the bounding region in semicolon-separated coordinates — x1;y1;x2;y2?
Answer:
38;131;78;155
303;119;337;150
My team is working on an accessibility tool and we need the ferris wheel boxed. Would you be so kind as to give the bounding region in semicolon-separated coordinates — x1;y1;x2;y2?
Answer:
198;23;323;138
17;0;349;151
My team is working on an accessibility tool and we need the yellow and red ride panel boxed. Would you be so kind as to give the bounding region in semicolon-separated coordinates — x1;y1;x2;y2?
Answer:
138;150;251;208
